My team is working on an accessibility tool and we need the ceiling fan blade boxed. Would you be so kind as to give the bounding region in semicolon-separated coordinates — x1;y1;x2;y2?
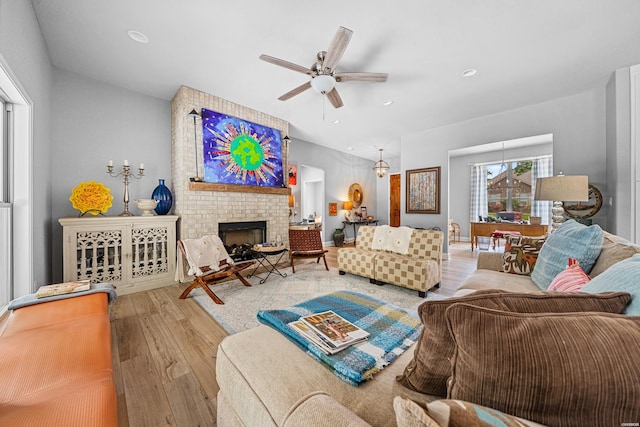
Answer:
326;88;344;109
335;72;388;83
322;26;353;72
259;54;313;75
278;81;312;101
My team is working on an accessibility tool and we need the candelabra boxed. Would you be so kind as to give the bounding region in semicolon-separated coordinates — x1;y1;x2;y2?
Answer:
106;160;145;216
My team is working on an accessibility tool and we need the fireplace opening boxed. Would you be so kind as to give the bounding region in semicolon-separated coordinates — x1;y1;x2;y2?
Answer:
218;221;267;261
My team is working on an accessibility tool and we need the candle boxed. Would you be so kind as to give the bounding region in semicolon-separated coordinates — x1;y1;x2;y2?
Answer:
139;163;144;169
108;160;113;167
123;160;129;166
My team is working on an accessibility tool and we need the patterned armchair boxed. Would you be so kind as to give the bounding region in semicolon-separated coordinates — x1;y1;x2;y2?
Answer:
337;226;443;297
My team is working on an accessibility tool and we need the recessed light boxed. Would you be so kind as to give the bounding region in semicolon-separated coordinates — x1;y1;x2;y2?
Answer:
461;68;477;78
348;146;353;151
383;100;393;106
127;29;149;44
333;119;340;124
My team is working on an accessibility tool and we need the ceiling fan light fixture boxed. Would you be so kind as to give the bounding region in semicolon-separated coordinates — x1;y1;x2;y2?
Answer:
310;74;336;94
372;148;390;178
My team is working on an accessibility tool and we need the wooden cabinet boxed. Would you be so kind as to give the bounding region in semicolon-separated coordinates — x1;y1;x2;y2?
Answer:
59;216;178;295
470;222;548;250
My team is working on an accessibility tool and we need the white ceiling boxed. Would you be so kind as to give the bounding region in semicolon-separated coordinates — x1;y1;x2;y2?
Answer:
32;0;640;162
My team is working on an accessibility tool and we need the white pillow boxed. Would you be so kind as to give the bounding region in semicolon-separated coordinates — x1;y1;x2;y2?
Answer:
383;226;413;255
371;225;391;250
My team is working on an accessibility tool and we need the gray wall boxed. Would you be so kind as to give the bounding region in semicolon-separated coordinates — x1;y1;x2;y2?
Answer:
51;69;172;281
606;68;632;238
401;89;607;252
289;139;378;243
0;0;53;289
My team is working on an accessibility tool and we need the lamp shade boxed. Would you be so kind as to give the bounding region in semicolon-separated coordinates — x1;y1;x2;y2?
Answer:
534;174;589;201
342;201;353;210
310;74;336;94
288;195;295;207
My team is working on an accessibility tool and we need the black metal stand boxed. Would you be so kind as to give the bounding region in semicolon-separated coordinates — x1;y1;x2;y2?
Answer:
247;247;288;284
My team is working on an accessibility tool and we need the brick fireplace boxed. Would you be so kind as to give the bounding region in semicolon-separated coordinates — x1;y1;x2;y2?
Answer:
171;86;290;245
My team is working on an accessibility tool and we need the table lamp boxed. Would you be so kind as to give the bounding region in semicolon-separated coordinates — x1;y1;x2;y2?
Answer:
534;172;588;232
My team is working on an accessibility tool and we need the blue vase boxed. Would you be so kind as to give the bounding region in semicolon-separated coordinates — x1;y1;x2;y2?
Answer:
152;179;173;215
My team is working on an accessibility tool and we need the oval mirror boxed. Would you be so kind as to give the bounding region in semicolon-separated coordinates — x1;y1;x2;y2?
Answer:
349;183;363;208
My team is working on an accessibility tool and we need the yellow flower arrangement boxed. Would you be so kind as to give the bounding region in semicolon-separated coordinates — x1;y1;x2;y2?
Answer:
69;181;113;215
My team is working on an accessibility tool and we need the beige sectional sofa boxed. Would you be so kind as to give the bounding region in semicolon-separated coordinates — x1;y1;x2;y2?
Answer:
457;230;640;294
215;222;640;426
337;226;443;297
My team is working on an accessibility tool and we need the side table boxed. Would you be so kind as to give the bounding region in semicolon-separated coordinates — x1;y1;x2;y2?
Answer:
248;245;288;284
342;219;380;243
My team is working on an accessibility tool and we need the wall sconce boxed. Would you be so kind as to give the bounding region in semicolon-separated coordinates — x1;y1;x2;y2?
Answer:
288;194;296;218
342;200;353;210
188;109;202;182
534;172;588;232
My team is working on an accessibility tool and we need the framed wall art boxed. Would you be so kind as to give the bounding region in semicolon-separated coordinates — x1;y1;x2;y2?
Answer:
329;202;338;216
201;108;285;188
288;164;297;186
406;166;441;214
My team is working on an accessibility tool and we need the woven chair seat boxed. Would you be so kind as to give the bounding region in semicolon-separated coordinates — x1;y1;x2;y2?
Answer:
288;229;329;273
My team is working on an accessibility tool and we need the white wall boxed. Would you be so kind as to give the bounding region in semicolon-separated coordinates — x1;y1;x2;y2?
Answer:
402;89;607;251
0;0;53;292
300;165;324;222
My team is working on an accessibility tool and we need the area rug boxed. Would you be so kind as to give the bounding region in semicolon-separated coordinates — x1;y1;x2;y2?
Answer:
190;266;448;334
257;290;422;386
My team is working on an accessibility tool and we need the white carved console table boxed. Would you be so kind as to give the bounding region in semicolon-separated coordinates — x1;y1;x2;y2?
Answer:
59;215;179;295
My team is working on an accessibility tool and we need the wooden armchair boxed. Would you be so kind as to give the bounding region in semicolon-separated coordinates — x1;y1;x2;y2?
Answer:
288;229;329;273
177;236;255;304
449;220;461;244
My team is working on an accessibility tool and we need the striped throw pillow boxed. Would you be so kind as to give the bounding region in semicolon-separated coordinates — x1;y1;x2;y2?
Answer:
548;258;591;291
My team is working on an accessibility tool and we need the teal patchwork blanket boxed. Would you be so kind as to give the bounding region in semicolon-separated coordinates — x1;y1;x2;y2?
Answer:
257;290;422;386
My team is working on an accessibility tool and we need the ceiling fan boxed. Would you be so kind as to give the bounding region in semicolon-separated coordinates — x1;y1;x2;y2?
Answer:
259;26;388;109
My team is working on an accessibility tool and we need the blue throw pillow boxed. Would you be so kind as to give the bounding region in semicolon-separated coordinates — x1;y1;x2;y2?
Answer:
531;220;603;290
581;254;640;315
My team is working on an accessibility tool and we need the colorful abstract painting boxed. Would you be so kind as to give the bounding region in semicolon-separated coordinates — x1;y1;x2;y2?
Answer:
201;108;285;187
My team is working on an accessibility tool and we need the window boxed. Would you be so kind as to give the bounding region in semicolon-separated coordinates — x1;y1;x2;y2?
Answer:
486;160;533;218
0;96;10;309
470;155;552;224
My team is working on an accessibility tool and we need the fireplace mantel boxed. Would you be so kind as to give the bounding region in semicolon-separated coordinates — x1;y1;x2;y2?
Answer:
188;182;291;195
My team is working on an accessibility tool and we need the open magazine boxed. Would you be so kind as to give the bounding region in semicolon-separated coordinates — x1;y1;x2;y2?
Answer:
288;310;370;355
35;280;91;299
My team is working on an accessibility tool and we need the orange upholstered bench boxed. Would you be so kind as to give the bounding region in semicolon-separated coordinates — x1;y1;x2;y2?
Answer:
0;293;117;427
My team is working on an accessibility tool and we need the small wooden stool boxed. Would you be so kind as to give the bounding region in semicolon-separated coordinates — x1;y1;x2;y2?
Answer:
491;230;521;250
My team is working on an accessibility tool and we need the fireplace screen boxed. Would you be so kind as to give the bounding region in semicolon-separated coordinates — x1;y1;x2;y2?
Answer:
218;221;267;261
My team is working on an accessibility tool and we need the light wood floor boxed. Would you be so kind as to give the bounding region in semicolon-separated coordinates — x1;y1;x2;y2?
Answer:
108;242;478;426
